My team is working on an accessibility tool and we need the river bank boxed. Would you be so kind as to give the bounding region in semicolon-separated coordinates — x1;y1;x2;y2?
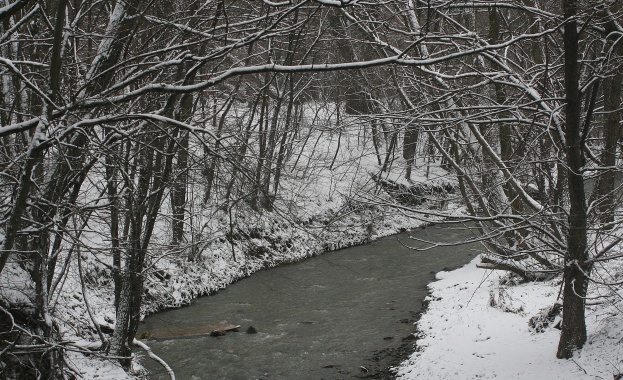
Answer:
394;255;623;380
135;223;477;380
131;209;444;379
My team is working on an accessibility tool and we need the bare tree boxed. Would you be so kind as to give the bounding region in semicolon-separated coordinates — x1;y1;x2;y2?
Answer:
2;1;623;376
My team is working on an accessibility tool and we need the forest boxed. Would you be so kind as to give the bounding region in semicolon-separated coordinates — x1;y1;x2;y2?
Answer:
0;0;622;378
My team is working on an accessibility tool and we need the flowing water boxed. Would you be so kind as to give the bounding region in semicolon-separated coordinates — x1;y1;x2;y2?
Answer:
137;224;478;380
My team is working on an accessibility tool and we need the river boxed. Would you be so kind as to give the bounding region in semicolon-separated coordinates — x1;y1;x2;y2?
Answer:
137;224;478;380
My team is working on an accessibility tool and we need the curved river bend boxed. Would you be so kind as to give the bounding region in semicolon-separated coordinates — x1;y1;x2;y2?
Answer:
138;224;478;379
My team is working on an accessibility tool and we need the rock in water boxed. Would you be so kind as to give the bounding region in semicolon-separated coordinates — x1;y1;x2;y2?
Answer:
246;326;258;334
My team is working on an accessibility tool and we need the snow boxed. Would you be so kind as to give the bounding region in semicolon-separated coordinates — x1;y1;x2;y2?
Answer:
65;351;132;380
395;257;623;380
0;262;35;307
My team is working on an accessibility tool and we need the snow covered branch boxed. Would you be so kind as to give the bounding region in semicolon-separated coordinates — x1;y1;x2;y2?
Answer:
133;339;176;380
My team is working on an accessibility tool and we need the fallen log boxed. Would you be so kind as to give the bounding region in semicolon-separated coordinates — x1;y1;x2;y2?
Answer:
137;322;241;339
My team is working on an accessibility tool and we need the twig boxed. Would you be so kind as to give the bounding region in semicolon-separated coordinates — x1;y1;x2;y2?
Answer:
133;338;176;380
571;358;588;375
77;243;108;347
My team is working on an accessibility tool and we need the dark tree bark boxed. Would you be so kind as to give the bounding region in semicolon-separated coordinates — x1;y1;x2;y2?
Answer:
106;151;122;308
557;0;591;359
591;40;623;228
381;128;397;172
252;81;270;211
171;130;189;245
371;117;383;166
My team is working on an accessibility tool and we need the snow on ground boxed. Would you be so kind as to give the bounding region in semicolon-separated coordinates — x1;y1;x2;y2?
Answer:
65;351;131;380
395;256;623;380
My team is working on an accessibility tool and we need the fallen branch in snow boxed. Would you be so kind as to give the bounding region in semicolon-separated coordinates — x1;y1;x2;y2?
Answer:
476;257;555;282
477;262;532;280
133;338;175;380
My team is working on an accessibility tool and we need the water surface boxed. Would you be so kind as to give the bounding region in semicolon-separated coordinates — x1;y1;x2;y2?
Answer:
138;224;478;379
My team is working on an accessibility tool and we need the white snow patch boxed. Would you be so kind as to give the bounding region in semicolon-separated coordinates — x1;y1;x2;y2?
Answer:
395;257;623;380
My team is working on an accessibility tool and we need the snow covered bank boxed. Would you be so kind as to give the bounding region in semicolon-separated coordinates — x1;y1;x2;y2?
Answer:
395;256;623;380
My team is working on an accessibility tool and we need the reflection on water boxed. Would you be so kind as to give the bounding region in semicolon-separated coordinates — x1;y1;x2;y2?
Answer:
138;225;478;380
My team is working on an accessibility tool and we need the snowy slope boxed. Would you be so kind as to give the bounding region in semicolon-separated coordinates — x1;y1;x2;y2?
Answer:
395;257;623;380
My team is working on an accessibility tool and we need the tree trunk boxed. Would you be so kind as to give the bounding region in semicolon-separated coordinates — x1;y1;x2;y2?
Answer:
261;91;285;211
382;129;397;172
273;77;297;195
107;150;122;308
403;126;419;180
253;89;269;211
591;40;623;228
171;130;189;245
557;0;590;359
371;118;383;166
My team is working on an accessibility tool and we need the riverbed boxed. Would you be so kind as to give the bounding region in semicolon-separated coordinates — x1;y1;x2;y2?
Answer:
137;224;478;379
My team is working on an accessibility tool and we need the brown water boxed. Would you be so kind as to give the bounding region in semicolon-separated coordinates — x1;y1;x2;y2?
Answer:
137;224;478;380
